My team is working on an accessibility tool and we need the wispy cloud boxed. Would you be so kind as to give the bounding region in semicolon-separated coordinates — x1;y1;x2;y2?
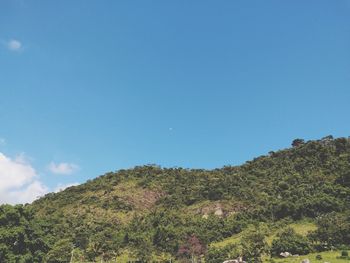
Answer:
14;152;32;164
0;152;48;204
0;152;82;204
7;39;22;51
48;162;80;175
54;182;79;193
0;138;5;145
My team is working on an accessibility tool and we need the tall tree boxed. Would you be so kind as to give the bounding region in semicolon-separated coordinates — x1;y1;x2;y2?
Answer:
241;229;269;263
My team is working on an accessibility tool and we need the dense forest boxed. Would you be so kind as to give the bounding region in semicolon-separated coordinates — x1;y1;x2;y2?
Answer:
1;136;350;262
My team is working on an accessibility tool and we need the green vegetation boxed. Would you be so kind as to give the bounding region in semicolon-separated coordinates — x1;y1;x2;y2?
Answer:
241;228;269;263
211;221;316;249
0;205;48;262
0;136;350;262
271;228;312;256
264;250;350;263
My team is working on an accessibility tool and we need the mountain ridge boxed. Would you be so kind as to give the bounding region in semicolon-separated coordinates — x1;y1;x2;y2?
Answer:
1;136;349;262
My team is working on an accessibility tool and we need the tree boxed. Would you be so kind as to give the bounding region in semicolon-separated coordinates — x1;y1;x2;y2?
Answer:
336;172;350;187
153;225;178;253
205;244;239;263
308;212;350;249
178;235;206;263
133;237;153;262
292;139;305;147
241;229;269;263
85;229;121;262
46;238;73;263
0;205;48;262
271;228;312;256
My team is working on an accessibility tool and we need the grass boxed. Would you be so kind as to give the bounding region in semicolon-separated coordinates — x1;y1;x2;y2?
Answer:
289;221;318;236
113;249;173;263
210;221;348;263
74;250;350;263
210;220;317;248
211;226;252;248
266;221;317;245
264;250;350;263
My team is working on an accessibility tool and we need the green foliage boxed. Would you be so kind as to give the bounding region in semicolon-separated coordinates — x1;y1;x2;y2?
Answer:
340;250;348;257
308;212;350;249
267;250;349;263
206;244;239;263
1;136;350;261
271;228;312;256
0;205;48;262
46;238;73;263
241;228;269;263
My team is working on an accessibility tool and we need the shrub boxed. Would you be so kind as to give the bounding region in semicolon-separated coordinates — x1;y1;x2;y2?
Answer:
341;250;348;257
241;228;269;263
315;254;322;260
271;228;312;257
205;244;238;263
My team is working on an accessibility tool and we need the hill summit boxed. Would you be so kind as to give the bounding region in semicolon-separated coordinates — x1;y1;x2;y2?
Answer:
1;136;349;262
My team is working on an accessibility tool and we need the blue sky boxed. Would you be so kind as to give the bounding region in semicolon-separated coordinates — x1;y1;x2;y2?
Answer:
0;0;349;203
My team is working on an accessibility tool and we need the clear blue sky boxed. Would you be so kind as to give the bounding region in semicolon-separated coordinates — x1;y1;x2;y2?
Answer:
0;1;349;194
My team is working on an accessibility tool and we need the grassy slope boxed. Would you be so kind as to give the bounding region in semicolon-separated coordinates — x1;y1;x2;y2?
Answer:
75;250;350;263
211;221;317;248
32;178;164;226
264;251;350;263
210;222;350;263
28;137;350;261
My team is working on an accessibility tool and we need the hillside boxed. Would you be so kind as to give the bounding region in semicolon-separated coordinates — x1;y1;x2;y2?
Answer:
1;136;350;262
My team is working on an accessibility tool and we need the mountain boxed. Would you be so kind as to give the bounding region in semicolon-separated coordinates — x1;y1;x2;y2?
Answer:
1;136;350;262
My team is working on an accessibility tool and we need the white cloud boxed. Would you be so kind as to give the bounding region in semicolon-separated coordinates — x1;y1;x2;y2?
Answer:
9;181;48;204
0;152;82;204
54;182;79;193
48;162;80;175
7;39;22;51
0;152;48;204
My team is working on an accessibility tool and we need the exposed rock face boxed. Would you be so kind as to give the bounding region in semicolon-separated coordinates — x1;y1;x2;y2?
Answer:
196;201;246;218
199;202;224;216
214;207;224;216
280;252;292;258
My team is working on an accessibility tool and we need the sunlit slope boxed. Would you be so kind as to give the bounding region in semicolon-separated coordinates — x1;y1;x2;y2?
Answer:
28;136;350;259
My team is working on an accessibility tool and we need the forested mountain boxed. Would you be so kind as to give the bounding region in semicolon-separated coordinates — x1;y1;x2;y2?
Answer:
1;136;350;262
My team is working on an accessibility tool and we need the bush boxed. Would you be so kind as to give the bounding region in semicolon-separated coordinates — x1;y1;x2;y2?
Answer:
315;254;322;260
46;239;73;263
308;213;350;249
341;251;348;257
241;228;269;263
271;228;312;257
205;244;238;263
